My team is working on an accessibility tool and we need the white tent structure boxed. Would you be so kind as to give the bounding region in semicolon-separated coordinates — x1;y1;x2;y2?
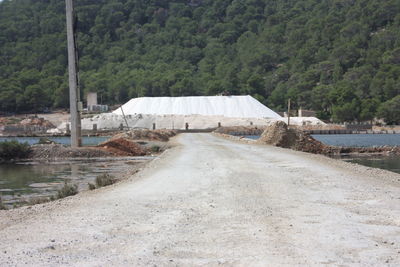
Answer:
113;95;281;119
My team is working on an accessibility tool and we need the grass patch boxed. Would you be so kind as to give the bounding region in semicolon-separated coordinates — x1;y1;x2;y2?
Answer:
29;197;51;205
88;183;96;190
95;174;116;188
0;140;31;161
38;137;56;145
150;145;161;153
56;182;78;199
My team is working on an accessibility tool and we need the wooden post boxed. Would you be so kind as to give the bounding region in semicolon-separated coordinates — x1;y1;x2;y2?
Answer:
66;123;70;135
65;0;81;147
119;104;130;130
287;98;291;126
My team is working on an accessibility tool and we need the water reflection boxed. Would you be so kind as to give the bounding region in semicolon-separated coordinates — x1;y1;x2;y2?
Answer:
0;136;110;146
339;155;400;174
313;134;400;147
0;158;148;208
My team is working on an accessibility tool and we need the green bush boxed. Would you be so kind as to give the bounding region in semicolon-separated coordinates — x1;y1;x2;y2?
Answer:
38;137;56;144
150;145;161;153
0;140;31;160
56;182;78;199
0;196;7;210
377;96;400;125
29;197;50;205
88;183;96;190
95;174;116;188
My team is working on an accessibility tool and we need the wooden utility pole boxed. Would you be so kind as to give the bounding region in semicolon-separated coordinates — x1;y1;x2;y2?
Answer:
65;0;81;147
287;98;291;126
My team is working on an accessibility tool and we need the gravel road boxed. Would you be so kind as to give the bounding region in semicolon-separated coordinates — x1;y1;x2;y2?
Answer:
1;133;400;266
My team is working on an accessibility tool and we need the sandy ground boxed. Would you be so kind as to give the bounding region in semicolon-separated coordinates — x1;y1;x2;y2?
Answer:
0;133;399;266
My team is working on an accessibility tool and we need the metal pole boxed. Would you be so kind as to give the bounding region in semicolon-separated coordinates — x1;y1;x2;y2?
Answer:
66;0;81;147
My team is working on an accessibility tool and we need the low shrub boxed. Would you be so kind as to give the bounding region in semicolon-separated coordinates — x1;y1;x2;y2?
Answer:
0;140;31;160
0;196;7;210
38;137;56;144
150;145;161;153
29;197;51;205
88;183;96;190
56;182;78;199
95;174;116;188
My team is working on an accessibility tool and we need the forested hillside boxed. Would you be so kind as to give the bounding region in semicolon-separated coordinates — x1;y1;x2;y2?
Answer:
0;0;400;123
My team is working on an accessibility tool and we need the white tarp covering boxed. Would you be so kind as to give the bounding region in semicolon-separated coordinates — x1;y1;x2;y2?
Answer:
55;114;325;132
113;95;282;119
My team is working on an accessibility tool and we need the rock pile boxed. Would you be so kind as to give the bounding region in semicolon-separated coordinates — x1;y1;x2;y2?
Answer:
110;129;177;142
214;126;265;136
257;121;333;154
30;145;113;159
97;138;148;156
0;116;56;136
257;121;400;155
19;117;55;128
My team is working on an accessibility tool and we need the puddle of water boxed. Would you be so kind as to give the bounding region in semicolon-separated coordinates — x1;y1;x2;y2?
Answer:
0;157;151;208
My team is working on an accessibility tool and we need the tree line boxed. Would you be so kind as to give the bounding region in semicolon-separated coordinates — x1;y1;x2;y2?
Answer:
0;0;399;123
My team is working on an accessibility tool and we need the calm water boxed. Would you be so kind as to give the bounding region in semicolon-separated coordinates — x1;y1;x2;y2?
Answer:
245;133;400;147
313;134;400;173
338;155;400;174
312;134;400;147
0;136;109;146
0;158;150;208
244;134;400;174
244;135;260;140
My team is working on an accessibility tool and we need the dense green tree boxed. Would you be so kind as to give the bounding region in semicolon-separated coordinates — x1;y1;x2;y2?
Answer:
0;0;399;123
377;96;400;125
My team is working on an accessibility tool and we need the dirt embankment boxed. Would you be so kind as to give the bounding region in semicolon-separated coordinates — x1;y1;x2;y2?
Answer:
0;117;54;127
214;126;265;136
257;121;400;155
110;129;178;142
30;145;114;159
0;116;56;136
28;129;178;160
96;129;177;156
97;138;148;156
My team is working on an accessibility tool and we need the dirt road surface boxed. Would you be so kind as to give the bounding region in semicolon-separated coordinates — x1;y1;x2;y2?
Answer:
1;133;400;266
